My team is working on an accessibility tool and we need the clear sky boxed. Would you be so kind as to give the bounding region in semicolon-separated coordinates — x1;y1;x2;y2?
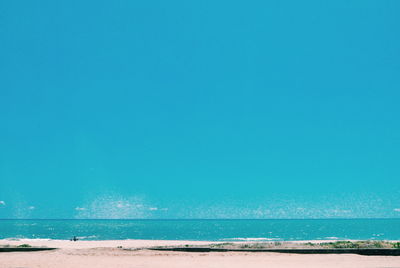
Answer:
1;1;400;219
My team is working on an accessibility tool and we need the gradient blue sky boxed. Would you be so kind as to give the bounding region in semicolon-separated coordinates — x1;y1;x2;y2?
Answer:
1;1;400;219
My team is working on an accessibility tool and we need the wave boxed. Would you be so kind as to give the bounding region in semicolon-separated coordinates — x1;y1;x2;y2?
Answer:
76;235;98;240
3;238;53;241
221;237;280;241
2;236;97;241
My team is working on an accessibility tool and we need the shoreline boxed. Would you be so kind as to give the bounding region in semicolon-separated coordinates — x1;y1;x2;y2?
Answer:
0;238;217;249
1;238;399;249
1;239;400;268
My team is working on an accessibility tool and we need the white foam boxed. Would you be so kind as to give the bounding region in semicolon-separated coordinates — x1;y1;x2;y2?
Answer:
76;235;98;240
221;237;279;241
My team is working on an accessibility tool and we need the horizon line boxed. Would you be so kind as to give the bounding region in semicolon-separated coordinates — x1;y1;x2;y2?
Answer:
1;217;400;221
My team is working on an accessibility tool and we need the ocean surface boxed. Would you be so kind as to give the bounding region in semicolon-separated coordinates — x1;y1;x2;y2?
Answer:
1;219;400;241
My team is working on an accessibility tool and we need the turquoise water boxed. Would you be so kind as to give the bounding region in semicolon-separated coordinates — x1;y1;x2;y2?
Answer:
0;219;399;241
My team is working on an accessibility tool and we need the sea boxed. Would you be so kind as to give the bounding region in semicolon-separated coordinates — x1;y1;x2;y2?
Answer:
1;219;400;241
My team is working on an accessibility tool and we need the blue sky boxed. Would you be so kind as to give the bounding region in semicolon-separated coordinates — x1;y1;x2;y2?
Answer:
1;1;400;219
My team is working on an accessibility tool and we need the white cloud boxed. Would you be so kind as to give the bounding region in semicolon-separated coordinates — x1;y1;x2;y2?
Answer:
28;206;35;210
75;207;86;211
74;194;150;219
116;201;131;208
394;208;400;212
0;201;5;206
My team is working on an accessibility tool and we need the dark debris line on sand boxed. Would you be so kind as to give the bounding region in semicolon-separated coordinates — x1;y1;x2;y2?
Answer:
0;244;57;252
0;247;57;252
147;241;400;256
149;247;400;256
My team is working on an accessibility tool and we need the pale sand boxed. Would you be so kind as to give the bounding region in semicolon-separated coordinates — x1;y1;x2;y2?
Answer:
1;239;400;268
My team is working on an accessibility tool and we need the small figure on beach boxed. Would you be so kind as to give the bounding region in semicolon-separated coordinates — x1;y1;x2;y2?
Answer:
71;236;79;242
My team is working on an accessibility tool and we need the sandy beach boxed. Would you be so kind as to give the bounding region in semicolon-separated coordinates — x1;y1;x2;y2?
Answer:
1;239;400;268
